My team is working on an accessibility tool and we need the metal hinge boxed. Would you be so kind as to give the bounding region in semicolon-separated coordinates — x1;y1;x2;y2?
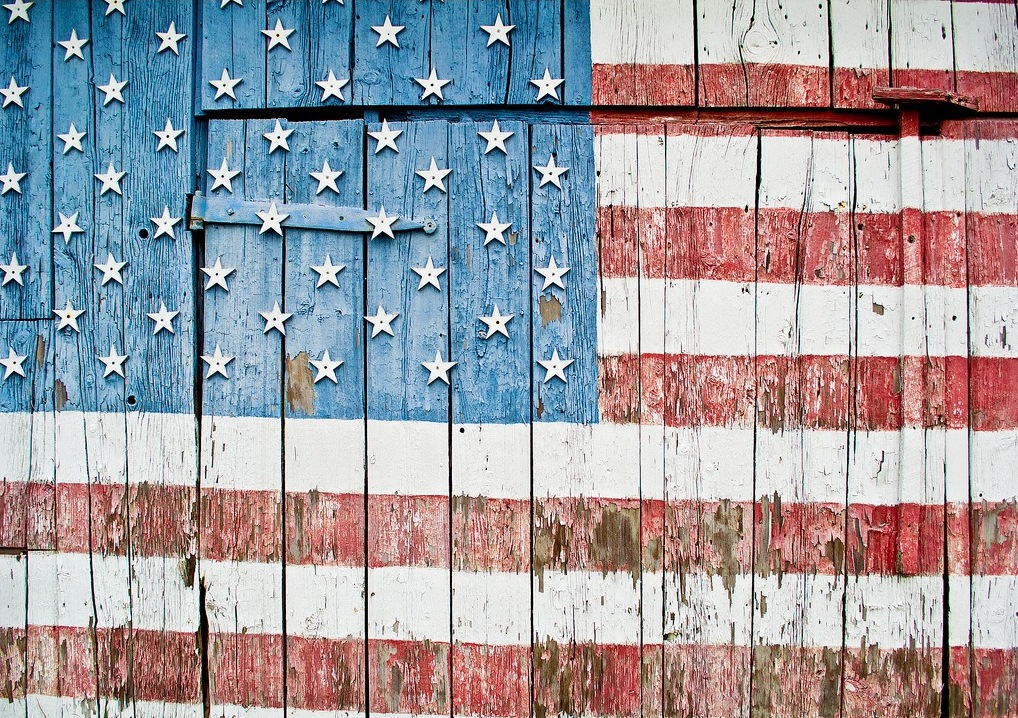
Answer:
187;192;437;235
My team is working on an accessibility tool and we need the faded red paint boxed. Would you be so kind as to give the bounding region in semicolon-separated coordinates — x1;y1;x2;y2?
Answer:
593;63;695;106
700;63;830;108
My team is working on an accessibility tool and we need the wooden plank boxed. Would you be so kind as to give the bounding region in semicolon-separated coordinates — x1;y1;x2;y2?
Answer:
0;552;26;711
353;1;430;106
282;119;367;714
365;119;451;716
200;118;285;715
953;0;1018;112
697;0;830;107
0;0;51;319
563;0;593;105
448;120;530;718
267;0;353;108
830;0;891;108
890;0;954;91
200;0;265;111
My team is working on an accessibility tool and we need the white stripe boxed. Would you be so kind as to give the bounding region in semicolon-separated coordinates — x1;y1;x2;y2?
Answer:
367;420;447;496
453;570;529;645
890;0;956;73
126;411;197;488
368;565;450;642
209;707;283;718
200;558;282;635
971;430;1018;503
829;0;889;71
952;1;1018;74
286;417;363;494
844;574;945;648
697;0;829;69
664;426;756;501
452;423;529;499
920;136;966;212
533;422;641;499
590;0;694;65
966;136;1018;215
0;408;53;486
971;285;1018;358
56;410;126;485
201;414;280;492
664;130;757;208
967;574;1018;650
533;569;641;645
0;553;25;629
286;563;364;639
25;696;204;718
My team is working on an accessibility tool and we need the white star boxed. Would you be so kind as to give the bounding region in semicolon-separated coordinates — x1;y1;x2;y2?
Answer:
201;257;235;291
415;67;450;101
97;343;127;379
310;159;343;194
53;299;84;332
372;15;404;47
316;69;349;101
147;302;179;335
536;256;570;290
534;155;568;189
0;347;26;379
93;253;126;286
150;205;181;239
51;212;84;244
478;119;513;154
415;157;451;194
0;77;28;108
58;28;88;60
262;18;294;51
153;118;184;152
96;73;126;106
255;201;288;236
480;14;514;47
220;0;242;6
94;161;125;196
531;68;564;101
156;21;185;54
209;68;242;101
104;0;127;16
0;252;26;286
477;210;511;246
422;349;456;385
365;206;398;239
207;157;240;193
365;305;398;338
3;0;30;23
479;304;514;339
367;119;402;153
263;119;292;153
57;123;86;154
411;256;445;290
201;344;234;379
309;350;343;384
259;301;292;335
538;348;574;383
311;255;344;288
0;163;25;194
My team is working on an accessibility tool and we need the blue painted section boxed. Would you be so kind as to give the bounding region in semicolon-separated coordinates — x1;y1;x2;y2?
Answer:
0;320;54;414
449;120;531;425
384;107;592;125
530;123;598;424
366;120;450;423
267;0;353;109
563;0;593;105
200;0;265;111
285;120;365;420
353;0;431;106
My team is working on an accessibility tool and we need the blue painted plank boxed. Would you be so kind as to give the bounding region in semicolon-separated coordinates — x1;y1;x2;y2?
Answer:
267;0;353;108
353;0;430;106
562;0;593;105
200;0;266;111
284;120;365;420
0;0;51;320
0;320;53;413
449;120;530;425
530;123;598;423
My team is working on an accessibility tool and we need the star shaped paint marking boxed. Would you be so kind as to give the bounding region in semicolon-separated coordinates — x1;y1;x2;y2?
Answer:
52;212;84;244
311;255;344;288
53;299;84;332
150;206;181;239
309;350;343;384
4;0;31;23
94;161;125;196
97;343;127;379
0;77;28;108
209;68;242;101
147;302;179;335
201;344;234;379
412;256;445;290
262;18;294;50
0;162;25;194
97;73;127;106
220;0;242;7
480;14;514;47
263;119;292;153
93;253;126;286
536;256;570;290
415;67;450;101
259;301;292;335
415;157;451;194
368;119;402;153
153;118;184;152
372;15;404;47
477;211;511;246
478;304;514;339
310;159;343;194
201;257;235;291
366;206;398;239
478;119;513;154
255;201;288;236
538;348;575;383
58;28;88;60
422;350;456;385
365;305;398;338
104;0;127;17
58;123;86;154
0;347;26;379
207;158;240;193
156;21;185;54
534;155;568;189
316;69;348;101
530;68;564;101
0;252;26;286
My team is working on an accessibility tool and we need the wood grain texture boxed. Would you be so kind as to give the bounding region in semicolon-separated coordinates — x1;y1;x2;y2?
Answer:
830;0;891;108
953;1;1018;112
890;0;955;91
267;0;353;108
0;553;26;709
354;0;431;106
200;0;265;110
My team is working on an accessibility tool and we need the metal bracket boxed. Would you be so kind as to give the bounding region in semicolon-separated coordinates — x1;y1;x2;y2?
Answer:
187;192;437;235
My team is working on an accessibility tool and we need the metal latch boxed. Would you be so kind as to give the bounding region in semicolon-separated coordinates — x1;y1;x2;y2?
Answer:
187;192;438;235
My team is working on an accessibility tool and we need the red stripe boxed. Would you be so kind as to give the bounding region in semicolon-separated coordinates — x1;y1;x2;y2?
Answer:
287;635;365;711
833;66;890;109
699;63;829;107
892;68;955;93
453;495;530;572
368;493;449;568
533;640;642;717
0;479;53;549
453;643;530;717
592;63;695;106
208;632;283;708
368;638;449;715
941;119;1018;141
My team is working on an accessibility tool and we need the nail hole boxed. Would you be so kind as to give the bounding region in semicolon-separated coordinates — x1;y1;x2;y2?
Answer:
139;228;149;239
126;395;137;406
459;427;465;433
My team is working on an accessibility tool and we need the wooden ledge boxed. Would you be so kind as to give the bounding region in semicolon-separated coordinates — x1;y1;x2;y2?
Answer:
872;86;979;112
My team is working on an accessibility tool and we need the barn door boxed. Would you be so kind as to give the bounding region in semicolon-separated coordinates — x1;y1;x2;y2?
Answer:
193;117;597;715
